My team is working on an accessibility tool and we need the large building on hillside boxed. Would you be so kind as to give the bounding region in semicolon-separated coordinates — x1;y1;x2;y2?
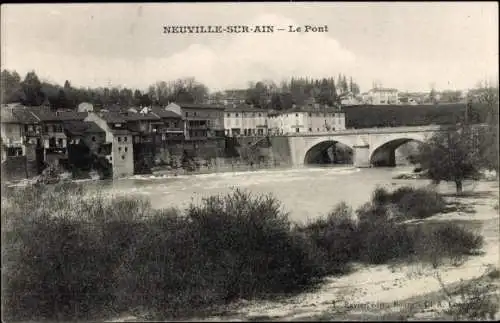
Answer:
267;104;346;135
224;105;269;137
363;88;399;105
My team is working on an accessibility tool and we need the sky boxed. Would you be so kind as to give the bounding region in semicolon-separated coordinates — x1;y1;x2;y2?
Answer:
1;2;498;93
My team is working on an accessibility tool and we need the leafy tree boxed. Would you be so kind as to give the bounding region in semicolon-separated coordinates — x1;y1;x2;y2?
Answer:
21;71;45;106
133;89;143;106
417;125;483;194
474;82;499;173
1;69;23;104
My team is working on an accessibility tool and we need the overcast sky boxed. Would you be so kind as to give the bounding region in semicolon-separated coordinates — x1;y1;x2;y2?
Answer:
1;2;498;93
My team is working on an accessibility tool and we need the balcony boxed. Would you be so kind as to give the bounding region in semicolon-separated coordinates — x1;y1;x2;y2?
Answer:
46;147;67;155
165;127;184;133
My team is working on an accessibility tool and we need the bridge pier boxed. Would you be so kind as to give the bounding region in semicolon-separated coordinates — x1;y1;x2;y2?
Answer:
353;145;371;168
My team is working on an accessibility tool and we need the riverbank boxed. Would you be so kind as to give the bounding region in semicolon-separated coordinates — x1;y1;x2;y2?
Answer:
195;180;500;322
106;179;499;322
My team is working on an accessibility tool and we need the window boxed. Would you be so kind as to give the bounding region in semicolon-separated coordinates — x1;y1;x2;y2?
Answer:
227;113;231;117
118;147;122;152
57;138;63;147
118;137;122;142
295;113;299;117
92;136;96;142
125;147;128;152
235;113;239;117
124;137;128;142
110;156;112;161
295;128;300;133
121;155;125;160
308;113;312;117
258;113;262;117
7;147;22;157
185;112;189;117
28;125;34;132
317;128;320;132
309;128;312;132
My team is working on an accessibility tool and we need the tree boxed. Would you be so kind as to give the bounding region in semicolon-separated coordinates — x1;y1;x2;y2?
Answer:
417;125;483;194
1;69;23;104
21;71;45;106
474;81;499;173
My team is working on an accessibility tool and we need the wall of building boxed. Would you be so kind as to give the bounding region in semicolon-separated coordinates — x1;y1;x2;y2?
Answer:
1;123;23;142
82;132;106;154
112;134;134;178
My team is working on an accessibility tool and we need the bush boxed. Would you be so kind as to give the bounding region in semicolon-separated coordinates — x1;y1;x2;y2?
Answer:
300;202;357;274
1;185;327;321
1;184;485;322
371;186;446;220
392;186;446;220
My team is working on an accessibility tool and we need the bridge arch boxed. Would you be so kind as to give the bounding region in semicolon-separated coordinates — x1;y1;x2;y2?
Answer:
370;135;427;167
303;139;354;165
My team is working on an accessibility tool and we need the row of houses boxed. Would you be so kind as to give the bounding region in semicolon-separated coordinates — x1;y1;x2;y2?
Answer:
1;101;346;180
1;102;226;180
224;103;346;137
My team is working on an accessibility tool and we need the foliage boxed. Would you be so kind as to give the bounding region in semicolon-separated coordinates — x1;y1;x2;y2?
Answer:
439;267;499;320
416;125;483;193
343;103;491;129
1;184;486;322
389;186;445;219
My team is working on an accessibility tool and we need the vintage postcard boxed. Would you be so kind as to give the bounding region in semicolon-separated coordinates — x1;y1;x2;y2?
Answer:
1;2;499;322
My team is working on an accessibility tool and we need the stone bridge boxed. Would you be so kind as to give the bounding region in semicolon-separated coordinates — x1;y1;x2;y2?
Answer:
286;125;445;167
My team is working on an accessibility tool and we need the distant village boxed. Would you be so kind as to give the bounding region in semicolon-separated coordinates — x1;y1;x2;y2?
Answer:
1;69;486;183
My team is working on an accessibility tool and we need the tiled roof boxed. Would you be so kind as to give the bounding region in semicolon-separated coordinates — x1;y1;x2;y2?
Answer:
111;128;134;135
99;112;127;124
150;107;182;119
30;109;88;121
225;104;267;113
0;109;18;123
63;121;104;136
1;107;41;124
175;103;225;110
102;104;123;113
122;112;161;121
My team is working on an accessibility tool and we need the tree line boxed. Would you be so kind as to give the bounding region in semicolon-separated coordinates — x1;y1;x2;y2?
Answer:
239;75;361;110
1;70;211;109
1;69;361;110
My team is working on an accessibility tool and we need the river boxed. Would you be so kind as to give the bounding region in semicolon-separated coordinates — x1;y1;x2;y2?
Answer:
81;165;437;223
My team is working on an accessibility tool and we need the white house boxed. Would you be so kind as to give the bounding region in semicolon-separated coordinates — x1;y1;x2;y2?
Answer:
225;105;268;137
268;105;346;135
366;88;399;105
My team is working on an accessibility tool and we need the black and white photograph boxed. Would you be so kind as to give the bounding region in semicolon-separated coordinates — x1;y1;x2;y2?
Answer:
1;2;499;321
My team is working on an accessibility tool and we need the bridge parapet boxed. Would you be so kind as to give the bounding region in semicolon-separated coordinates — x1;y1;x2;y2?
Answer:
283;125;445;137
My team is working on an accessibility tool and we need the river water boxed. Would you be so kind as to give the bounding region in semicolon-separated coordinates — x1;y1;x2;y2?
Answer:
81;165;437;223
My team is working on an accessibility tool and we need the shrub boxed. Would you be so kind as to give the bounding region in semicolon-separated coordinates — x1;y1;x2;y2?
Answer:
392;186;446;220
1;184;486;322
2;185;328;322
301;202;357;273
409;222;484;267
371;185;446;220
